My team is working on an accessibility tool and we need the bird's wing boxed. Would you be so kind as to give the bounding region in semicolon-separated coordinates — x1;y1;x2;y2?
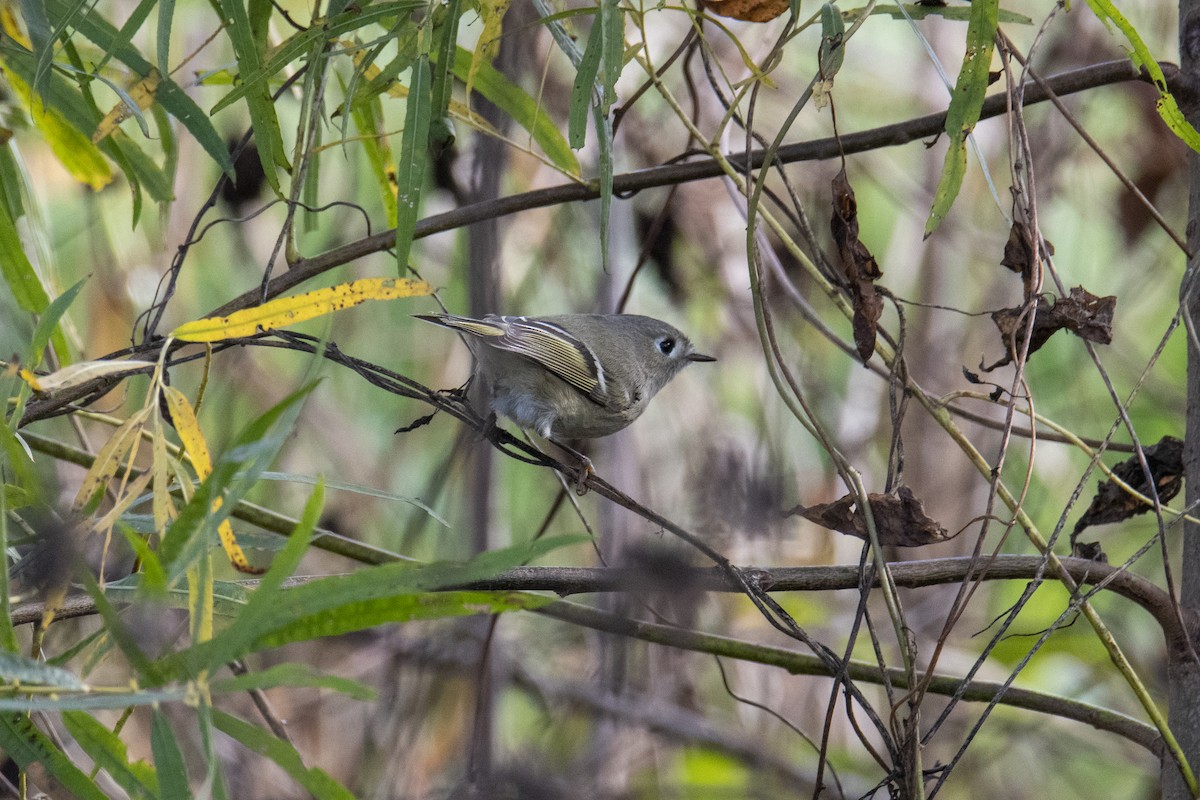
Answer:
490;318;607;406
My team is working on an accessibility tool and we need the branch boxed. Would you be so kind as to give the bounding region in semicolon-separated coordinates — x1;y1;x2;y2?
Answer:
16;60;1149;429
7;578;1152;753
206;60;1146;319
536;600;1161;754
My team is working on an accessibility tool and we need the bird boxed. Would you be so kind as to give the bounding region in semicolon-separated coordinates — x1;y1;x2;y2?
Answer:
416;312;716;489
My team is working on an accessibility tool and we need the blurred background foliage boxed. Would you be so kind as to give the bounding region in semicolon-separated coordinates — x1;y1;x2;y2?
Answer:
0;0;1192;797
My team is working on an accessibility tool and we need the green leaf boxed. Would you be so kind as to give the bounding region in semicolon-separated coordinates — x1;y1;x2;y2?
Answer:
156;0;175;76
42;0;235;178
159;384;315;584
395;54;432;272
63;711;160;800
451;46;579;176
120;526;168;596
257;590;554;649
151;711;190;800
212;662;376;701
164;536;583;675
216;0;287;192
258;470;449;528
28;277;86;368
0;713;108;800
0;188;52;314
0;651;83;688
567;11;603;149
212;711;356;800
0;492;17;653
428;0;462;151
1081;0;1200;153
819;4;846;77
924;0;997;237
211;3;424;115
0;690;186;711
349;88;399;227
182;484;324;675
79;567;165;684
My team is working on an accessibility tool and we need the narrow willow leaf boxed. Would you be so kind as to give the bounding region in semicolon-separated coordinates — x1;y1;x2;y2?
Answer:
163;386;252;574
211;4;422;114
0;485;17;652
216;0;286;191
924;0;997;237
159;385;314;586
120;526;167;595
452;46;579;176
185;484;322;674
258;591;554;649
156;0;174;76
24;359;155;394
212;711;355;800
170;277;433;341
0;651;84;687
151;711;189;800
28;277;86;368
63;711;160;799
350;91;399;226
0;713;108;800
1082;0;1200;152
0;690;187;712
428;0;462;151
0;64;112;189
819;4;846;78
164;535;583;675
0;193;52;314
92;67;162;143
395;55;432;272
73;406;150;512
567;13;603;148
42;0;234;177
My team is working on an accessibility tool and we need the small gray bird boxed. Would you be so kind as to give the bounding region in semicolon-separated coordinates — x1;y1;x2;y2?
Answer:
416;313;715;484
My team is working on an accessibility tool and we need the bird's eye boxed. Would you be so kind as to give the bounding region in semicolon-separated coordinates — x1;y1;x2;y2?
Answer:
658;337;676;355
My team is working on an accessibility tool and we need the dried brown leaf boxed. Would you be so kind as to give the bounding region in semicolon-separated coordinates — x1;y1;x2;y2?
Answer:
704;0;790;22
1072;435;1184;542
831;167;884;362
787;485;948;547
982;286;1116;371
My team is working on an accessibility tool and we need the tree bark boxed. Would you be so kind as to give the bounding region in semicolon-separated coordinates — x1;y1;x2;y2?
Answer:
1167;3;1200;797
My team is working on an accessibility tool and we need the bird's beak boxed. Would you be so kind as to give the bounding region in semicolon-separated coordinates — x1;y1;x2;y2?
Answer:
687;352;717;363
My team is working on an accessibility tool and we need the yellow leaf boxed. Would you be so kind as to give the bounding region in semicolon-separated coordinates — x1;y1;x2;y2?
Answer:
73;407;151;512
170;277;433;342
163;386;212;478
92;68;162;144
163;387;253;573
0;45;112;190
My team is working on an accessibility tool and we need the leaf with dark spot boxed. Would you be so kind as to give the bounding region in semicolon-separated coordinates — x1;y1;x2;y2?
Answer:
831;167;884;362
982;286;1116;371
786;485;948;547
1071;436;1184;543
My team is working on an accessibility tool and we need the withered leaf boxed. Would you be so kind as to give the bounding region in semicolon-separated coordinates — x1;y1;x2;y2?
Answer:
787;485;948;547
1000;219;1035;296
1071;435;1184;543
831;167;884;362
703;0;790;22
982;285;1116;371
